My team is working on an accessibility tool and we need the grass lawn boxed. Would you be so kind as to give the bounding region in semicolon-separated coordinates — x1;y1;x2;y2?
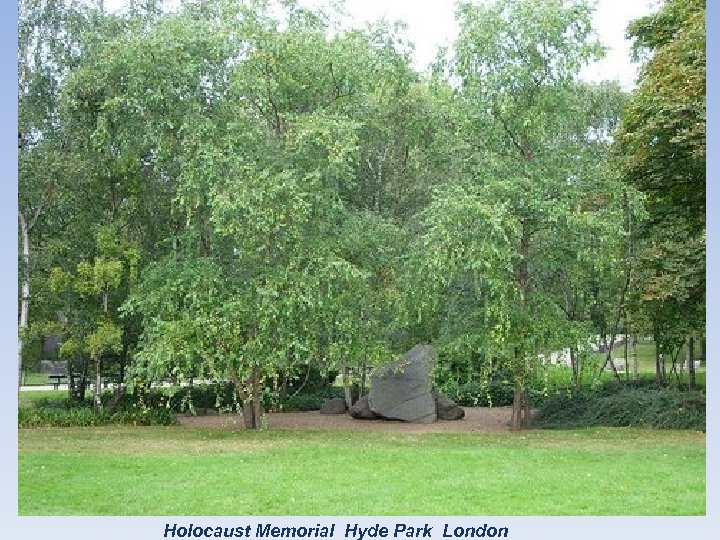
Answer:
18;426;705;516
22;372;52;385
18;390;70;408
534;338;706;391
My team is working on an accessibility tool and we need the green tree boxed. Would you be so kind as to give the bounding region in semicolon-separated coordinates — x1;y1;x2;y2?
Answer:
101;2;413;427
616;0;705;387
19;0;168;393
18;0;87;387
47;225;137;407
410;0;629;428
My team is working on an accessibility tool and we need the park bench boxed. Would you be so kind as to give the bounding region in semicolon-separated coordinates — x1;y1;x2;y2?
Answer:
39;360;68;390
48;374;67;390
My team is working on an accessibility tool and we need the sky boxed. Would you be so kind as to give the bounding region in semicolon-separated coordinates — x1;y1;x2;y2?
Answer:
320;0;657;89
105;0;657;89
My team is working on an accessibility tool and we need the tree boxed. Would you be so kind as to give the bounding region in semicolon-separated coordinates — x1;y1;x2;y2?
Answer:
47;225;137;407
96;2;415;427
409;0;629;428
616;0;705;387
18;0;86;388
19;0;169;394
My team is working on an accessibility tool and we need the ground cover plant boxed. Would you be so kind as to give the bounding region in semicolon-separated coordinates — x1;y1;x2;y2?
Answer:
18;426;705;516
534;386;706;430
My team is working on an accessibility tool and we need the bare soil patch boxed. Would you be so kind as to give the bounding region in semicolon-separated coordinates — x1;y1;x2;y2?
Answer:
178;406;514;433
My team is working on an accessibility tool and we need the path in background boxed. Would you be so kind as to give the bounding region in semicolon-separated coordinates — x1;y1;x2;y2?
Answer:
178;406;515;433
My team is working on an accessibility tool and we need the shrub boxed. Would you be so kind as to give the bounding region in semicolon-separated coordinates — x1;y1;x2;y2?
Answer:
123;379;343;415
129;382;238;413
281;394;328;412
438;372;515;407
272;387;345;412
534;386;705;431
18;406;176;428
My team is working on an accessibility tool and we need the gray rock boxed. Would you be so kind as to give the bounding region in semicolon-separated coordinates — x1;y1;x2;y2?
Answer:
319;397;347;415
349;395;378;419
435;392;465;420
368;344;437;424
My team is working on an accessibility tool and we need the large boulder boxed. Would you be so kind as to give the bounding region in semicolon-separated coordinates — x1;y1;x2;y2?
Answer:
435;392;465;420
349;395;378;419
368;344;437;423
319;397;347;415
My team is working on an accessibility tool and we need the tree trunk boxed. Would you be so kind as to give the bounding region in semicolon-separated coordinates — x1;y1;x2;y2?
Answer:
631;334;638;382
570;347;579;388
701;338;706;366
251;365;262;426
623;332;629;381
511;388;523;431
19;212;31;390
67;368;75;401
360;363;367;397
343;366;353;409
688;336;696;390
661;352;666;380
654;332;663;383
241;399;256;429
511;226;532;430
521;388;531;428
511;387;531;430
230;372;255;429
117;353;126;390
68;356;87;403
93;358;103;411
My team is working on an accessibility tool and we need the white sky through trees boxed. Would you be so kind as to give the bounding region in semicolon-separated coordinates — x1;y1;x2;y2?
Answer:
103;0;656;88
333;0;655;88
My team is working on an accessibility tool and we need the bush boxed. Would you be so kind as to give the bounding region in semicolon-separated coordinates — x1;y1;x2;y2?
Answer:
534;386;705;431
21;374;344;420
18;406;176;427
438;372;515;407
126;382;238;413
272;387;345;412
281;394;328;412
282;366;340;395
124;379;344;414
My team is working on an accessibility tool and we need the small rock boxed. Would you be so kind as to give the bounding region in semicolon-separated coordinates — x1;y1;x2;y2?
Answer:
349;395;378;419
435;392;465;420
319;397;347;415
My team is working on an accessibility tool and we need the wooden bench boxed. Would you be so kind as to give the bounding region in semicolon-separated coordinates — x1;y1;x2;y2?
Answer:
48;374;67;390
39;360;69;390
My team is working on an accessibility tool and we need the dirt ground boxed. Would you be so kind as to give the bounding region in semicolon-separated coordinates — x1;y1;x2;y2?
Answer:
178;406;516;433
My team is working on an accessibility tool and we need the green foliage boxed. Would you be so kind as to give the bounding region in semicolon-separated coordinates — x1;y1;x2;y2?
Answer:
408;0;633;417
19;0;703;431
18;405;175;428
534;386;705;430
279;390;345;412
123;384;238;414
85;321;123;360
438;377;515;408
116;375;343;415
616;0;705;347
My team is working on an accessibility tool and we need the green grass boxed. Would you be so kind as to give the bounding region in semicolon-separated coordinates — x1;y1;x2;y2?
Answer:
590;339;705;374
534;339;706;392
22;372;52;385
18;390;68;408
18;426;705;516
